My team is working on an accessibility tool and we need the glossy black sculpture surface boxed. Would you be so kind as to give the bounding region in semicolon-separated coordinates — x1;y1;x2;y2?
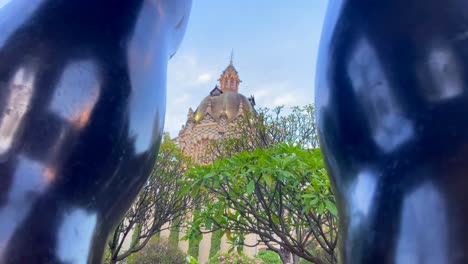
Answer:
0;0;191;263
316;0;468;263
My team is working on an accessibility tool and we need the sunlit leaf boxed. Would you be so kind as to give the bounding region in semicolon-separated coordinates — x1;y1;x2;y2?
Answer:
247;180;255;194
318;202;325;214
325;200;338;216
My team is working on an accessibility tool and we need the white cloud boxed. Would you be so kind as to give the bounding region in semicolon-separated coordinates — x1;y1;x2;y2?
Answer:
179;54;197;67
252;89;270;100
196;73;213;84
164;112;188;138
174;93;191;105
249;81;312;109
273;94;303;106
166;52;219;137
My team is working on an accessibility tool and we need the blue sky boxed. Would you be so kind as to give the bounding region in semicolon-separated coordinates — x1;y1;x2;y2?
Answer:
166;1;329;137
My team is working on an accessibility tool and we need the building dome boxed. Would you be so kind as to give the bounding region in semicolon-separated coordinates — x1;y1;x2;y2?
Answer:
175;58;256;164
194;90;253;123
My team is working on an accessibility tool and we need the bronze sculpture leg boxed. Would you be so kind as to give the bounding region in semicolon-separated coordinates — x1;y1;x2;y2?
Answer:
317;0;468;263
0;0;191;263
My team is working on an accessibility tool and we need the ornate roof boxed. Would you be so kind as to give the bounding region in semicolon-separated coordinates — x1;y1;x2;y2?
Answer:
219;61;241;93
175;57;257;163
191;59;253;123
194;89;253;123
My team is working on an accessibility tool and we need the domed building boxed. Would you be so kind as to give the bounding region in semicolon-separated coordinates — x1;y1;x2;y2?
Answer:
175;59;255;163
165;59;262;263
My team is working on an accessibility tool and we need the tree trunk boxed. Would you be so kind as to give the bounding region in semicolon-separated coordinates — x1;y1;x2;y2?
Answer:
292;254;300;264
279;247;292;264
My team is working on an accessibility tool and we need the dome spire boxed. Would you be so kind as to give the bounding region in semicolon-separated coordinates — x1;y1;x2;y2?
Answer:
219;51;241;93
187;107;195;122
230;49;234;65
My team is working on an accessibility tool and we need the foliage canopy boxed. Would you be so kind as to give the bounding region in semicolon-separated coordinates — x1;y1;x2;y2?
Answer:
185;143;337;264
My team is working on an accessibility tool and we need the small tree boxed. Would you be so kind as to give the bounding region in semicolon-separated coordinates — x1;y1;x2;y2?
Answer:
256;250;282;264
132;237;186;264
106;133;196;264
207;252;262;264
185;143;338;264
206;105;319;160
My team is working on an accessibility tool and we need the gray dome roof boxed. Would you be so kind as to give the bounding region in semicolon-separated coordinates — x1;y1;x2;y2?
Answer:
194;91;253;123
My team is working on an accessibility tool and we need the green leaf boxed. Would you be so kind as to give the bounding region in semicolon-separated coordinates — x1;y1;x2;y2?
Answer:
205;218;213;230
309;198;319;206
191;185;200;197
225;229;232;240
247;180;255;194
272;214;280;225
203;172;215;179
318;202;325;214
213;177;220;188
303;204;312;213
180;185;191;196
325;200;338;216
263;174;273;187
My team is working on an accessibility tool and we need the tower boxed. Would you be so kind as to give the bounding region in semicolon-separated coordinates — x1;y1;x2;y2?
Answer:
218;54;241;93
174;57;255;164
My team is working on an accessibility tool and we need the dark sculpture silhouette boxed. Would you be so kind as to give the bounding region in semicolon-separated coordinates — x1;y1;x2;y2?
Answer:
3;0;467;263
0;0;191;263
317;0;468;263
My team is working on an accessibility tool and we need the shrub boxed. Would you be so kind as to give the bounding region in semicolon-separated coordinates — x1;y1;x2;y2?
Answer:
186;255;201;264
207;252;262;264
255;250;281;264
132;237;186;264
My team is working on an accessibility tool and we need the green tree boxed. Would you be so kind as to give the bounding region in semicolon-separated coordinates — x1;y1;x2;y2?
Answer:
185;143;337;264
106;133;197;264
205;105;319;161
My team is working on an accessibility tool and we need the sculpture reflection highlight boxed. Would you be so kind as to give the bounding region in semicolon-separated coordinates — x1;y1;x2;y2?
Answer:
395;182;448;264
420;45;463;102
0;67;34;157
